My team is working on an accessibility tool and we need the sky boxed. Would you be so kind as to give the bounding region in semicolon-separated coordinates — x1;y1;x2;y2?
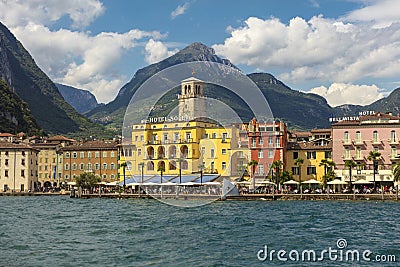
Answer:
1;0;400;107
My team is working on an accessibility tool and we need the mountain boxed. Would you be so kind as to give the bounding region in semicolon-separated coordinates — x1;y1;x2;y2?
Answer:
364;88;400;114
0;22;112;138
55;83;102;114
0;79;41;135
88;42;338;130
248;73;335;129
87;42;237;128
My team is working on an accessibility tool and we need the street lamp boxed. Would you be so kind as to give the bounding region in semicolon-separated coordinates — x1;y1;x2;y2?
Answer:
199;163;205;185
138;162;144;196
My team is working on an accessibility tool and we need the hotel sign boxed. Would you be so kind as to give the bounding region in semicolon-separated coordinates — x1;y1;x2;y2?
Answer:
140;115;194;124
329;110;375;123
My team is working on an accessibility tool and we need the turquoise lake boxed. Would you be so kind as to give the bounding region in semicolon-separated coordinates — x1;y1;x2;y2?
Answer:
0;197;399;266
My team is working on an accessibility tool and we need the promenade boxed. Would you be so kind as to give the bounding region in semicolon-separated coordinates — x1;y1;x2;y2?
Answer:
0;191;398;201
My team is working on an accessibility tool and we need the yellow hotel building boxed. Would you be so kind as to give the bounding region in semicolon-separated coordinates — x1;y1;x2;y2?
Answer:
286;129;332;182
124;77;241;178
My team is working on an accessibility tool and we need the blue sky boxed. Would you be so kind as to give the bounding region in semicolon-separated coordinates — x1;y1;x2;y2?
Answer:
1;0;400;107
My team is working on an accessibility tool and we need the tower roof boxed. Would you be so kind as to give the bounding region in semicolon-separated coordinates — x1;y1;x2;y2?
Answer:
181;77;203;83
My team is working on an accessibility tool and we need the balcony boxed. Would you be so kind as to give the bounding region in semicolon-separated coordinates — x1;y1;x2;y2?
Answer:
342;139;352;146
388;139;399;145
371;139;381;145
389;154;400;161
353;155;365;161
342;154;352;160
353;139;365;146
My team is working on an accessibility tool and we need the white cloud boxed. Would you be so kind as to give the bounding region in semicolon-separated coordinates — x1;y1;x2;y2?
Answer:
144;39;179;64
0;0;104;29
212;1;400;96
344;0;400;28
10;23;164;103
0;0;169;103
310;83;385;107
171;2;189;19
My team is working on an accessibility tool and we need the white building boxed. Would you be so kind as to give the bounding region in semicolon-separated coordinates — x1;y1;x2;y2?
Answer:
0;142;39;192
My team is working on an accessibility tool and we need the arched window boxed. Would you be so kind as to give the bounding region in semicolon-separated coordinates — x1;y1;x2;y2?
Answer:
147;161;154;171
373;131;379;142
169;160;176;170
344;131;349;143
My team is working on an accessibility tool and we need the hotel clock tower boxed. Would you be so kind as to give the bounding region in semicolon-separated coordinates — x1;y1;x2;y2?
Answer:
178;77;206;120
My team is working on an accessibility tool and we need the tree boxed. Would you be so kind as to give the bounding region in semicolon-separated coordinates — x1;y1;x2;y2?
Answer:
294;157;304;184
75;172;100;193
157;165;165;184
367;150;381;189
248;160;258;191
280;170;292;184
393;163;400;200
319;159;336;188
271;160;283;189
121;162;127;189
344;160;357;188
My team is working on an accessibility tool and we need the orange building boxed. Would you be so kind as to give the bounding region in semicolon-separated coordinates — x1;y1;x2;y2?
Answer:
62;140;119;182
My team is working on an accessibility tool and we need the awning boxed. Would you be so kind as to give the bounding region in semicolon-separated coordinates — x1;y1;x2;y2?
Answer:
283;179;300;185
327;180;347;185
352;179;374;184
301;179;321;184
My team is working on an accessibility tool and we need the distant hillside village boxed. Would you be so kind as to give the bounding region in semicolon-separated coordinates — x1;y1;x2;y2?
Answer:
1;77;399;193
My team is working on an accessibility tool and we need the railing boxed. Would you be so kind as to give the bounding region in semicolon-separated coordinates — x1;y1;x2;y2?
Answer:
371;139;381;145
388;139;399;145
342;139;352;145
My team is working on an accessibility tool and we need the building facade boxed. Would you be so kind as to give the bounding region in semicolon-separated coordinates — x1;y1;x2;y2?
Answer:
0;142;38;192
286;129;332;182
62;140;119;182
332;112;400;185
246;118;288;178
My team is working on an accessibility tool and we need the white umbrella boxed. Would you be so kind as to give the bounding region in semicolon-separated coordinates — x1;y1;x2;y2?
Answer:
106;181;119;186
327;180;347;185
67;181;76;185
97;181;107;185
352;179;373;184
256;181;276;186
236;181;251;185
284;180;300;185
301;179;321;184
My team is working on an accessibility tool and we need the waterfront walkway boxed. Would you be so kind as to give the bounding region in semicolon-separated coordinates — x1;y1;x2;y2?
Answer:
0;191;399;201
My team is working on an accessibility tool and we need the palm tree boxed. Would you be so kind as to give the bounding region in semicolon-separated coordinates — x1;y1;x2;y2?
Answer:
344;160;357;188
157;165;165;198
319;159;335;189
367;150;381;189
393;163;400;200
271;160;283;190
248;160;258;191
157;166;165;183
294;158;304;184
294;157;304;195
120;162;127;190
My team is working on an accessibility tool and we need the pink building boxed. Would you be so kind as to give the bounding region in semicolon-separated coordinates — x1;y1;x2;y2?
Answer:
332;112;400;186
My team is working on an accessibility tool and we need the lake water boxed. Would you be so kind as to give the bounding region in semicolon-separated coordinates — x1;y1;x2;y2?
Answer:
0;197;399;266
